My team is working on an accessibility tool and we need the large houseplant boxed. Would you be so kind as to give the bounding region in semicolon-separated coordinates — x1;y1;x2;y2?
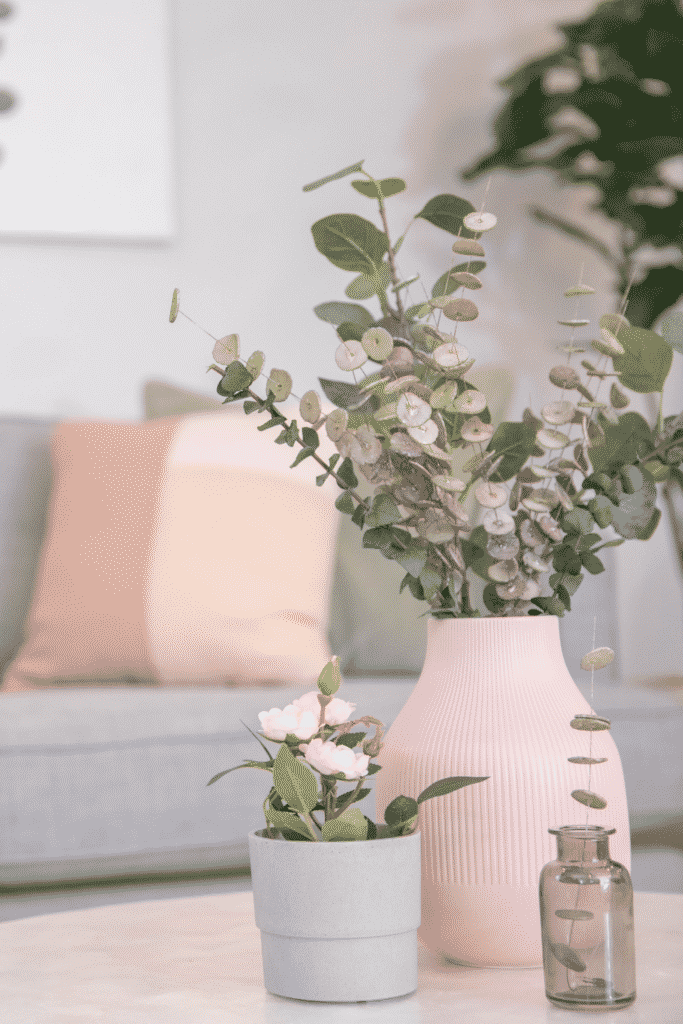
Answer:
169;160;681;965
461;0;683;588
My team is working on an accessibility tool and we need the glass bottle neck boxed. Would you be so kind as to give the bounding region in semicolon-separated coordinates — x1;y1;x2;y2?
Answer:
555;830;611;863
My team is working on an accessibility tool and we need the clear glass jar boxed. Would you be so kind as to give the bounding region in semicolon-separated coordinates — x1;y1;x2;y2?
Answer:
539;825;636;1011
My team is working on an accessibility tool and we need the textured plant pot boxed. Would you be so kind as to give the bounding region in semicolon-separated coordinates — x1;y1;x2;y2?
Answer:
373;616;630;968
248;828;421;1002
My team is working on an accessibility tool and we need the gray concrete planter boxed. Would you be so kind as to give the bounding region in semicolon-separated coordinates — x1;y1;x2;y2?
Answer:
248;828;421;1002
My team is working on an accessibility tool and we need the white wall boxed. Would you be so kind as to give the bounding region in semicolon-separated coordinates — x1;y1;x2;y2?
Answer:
0;0;680;681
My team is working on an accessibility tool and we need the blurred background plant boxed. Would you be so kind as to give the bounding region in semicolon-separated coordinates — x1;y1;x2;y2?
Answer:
462;0;683;583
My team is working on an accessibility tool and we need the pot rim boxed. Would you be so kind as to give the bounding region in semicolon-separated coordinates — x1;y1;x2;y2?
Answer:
249;828;421;844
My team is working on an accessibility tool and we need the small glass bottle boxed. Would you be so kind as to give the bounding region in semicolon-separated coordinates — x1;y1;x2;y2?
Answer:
539;825;636;1011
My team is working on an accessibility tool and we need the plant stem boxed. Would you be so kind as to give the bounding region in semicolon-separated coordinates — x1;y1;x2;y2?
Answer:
378;198;405;323
327;777;365;819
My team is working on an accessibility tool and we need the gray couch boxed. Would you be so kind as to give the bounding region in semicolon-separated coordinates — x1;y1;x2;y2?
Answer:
2;408;683;894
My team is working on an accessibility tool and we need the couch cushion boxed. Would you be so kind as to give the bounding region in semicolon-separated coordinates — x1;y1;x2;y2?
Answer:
0;418;57;679
1;680;681;887
1;413;339;691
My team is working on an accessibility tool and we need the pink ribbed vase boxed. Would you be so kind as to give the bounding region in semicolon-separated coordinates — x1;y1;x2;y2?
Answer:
373;615;630;968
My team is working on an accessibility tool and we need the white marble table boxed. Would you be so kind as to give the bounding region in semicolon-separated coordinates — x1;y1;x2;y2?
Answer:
0;890;680;1022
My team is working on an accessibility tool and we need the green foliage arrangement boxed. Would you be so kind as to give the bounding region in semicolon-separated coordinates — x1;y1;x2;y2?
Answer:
169;159;683;619
206;656;487;841
462;0;683;577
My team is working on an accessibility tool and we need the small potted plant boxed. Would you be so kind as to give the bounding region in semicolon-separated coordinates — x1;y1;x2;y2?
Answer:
206;655;487;1003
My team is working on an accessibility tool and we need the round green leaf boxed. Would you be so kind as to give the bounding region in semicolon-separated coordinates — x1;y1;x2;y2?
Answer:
571;789;607;810
246;350;265;379
550;942;587;972
267;369;293;402
213;334;240;364
570;715;611;732
580;647;615;671
443;297;478;321
361;326;393;361
300;390;321;423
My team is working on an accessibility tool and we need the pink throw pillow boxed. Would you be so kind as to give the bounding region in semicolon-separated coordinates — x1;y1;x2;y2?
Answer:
1;413;339;690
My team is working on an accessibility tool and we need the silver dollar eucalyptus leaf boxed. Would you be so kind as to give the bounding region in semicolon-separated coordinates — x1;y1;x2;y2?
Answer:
571;789;607;810
550;942;588;973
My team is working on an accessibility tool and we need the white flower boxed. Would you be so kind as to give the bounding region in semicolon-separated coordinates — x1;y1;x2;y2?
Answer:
291;691;356;726
299;738;370;780
258;704;319;742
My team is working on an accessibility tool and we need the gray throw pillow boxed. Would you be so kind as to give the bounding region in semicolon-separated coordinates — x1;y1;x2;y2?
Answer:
0;417;57;676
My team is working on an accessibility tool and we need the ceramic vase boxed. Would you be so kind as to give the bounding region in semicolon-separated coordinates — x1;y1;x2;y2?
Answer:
373;615;631;967
248;828;421;1002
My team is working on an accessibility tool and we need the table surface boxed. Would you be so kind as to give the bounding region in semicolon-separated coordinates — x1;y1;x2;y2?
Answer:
1;890;681;1023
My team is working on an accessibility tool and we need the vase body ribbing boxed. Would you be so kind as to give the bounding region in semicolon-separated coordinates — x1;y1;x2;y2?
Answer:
373;616;630;967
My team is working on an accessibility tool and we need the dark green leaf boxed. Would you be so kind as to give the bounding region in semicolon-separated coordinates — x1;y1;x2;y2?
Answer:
206;760;274;786
318;377;371;412
217;360;253;398
588;412;654;475
303;160;365;192
417;776;489;804
272;743;319;814
553;546;582;575
314;301;374;328
345;262;393;300
581;552;605;574
335;732;366;749
351;177;406;199
311;214;389;274
301;427;319;449
483;583;509;614
265;806;315;840
366;762;382;775
290;448;313;468
322;806;368;841
337;457;359;488
612;324;673;393
385;795;418;825
634;506;661;540
351;503;366;527
364;492;403;529
394;546;429;578
415;194;476;236
335;492;355;514
486;422;538;482
362;526;395;549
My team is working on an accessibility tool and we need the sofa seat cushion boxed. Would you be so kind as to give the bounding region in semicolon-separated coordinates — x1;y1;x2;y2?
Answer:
1;680;681;888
